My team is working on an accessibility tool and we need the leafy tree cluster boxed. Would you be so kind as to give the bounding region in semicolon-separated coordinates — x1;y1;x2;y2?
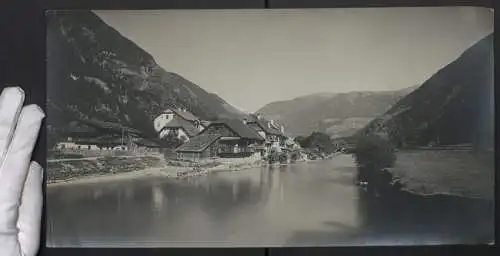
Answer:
294;132;335;153
354;133;396;170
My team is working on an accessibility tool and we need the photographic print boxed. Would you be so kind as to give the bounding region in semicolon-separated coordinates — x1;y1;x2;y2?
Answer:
46;8;494;247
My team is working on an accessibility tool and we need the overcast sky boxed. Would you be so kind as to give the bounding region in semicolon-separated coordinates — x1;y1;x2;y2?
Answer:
94;7;493;112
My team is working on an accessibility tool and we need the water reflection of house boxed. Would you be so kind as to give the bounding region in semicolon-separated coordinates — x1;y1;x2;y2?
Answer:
153;108;209;140
152;184;165;212
124;187;134;200
93;188;104;199
175;119;265;161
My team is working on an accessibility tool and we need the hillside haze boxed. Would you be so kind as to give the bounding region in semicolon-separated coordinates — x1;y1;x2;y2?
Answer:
258;85;418;138
47;11;245;144
357;33;493;149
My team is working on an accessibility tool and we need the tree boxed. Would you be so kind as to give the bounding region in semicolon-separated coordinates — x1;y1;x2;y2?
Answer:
294;136;307;148
305;132;335;153
354;132;396;193
354;132;396;170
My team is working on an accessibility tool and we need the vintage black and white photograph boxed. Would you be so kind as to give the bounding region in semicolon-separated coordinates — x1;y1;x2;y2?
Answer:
46;8;494;247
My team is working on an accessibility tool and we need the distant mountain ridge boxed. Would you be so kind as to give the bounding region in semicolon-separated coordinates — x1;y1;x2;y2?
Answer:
258;85;419;138
47;10;245;145
357;33;493;149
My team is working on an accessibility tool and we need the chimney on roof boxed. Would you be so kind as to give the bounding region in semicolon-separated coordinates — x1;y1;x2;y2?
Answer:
280;125;284;133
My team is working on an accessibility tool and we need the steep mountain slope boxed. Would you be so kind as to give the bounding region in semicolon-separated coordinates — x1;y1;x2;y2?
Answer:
258;85;418;137
357;33;493;149
47;10;245;145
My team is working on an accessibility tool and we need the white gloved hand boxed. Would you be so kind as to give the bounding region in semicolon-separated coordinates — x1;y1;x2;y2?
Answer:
0;87;45;256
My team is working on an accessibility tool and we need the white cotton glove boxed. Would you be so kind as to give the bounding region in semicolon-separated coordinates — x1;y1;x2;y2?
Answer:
0;87;44;256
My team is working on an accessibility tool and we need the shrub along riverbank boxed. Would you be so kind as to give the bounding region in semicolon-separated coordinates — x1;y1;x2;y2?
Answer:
352;133;494;200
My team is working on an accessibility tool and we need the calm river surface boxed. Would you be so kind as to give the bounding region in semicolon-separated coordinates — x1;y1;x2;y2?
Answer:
46;155;493;247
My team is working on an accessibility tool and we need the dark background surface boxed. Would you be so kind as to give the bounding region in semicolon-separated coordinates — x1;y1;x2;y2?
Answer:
0;0;496;255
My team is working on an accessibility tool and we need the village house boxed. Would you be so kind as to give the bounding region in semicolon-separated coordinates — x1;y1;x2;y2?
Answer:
54;119;144;150
284;136;300;150
175;119;265;161
55;128;140;152
153;107;209;141
245;113;288;155
51;119;166;156
173;133;222;161
54;136;125;151
157;116;200;142
55;139;84;150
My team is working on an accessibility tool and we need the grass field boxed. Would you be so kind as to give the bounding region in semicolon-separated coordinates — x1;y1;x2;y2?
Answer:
389;149;494;199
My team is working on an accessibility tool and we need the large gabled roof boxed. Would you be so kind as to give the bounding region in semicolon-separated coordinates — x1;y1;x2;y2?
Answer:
246;114;283;136
201;120;212;127
175;133;221;153
247;122;263;132
210;119;265;141
165;108;199;122
161;116;200;137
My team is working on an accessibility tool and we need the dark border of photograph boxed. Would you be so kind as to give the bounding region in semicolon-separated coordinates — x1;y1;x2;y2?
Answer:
1;0;497;255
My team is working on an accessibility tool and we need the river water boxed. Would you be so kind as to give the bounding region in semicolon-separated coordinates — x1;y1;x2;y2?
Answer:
46;155;493;247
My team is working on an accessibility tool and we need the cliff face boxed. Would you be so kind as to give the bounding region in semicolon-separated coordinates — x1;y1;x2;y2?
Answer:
46;10;245;144
357;34;493;149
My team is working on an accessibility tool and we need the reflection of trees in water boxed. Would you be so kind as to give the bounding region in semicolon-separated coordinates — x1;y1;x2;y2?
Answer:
355;188;380;233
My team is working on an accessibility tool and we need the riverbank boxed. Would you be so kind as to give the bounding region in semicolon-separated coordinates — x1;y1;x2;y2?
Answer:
387;149;494;200
47;154;270;187
47;167;173;187
46;152;336;187
46;149;348;187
